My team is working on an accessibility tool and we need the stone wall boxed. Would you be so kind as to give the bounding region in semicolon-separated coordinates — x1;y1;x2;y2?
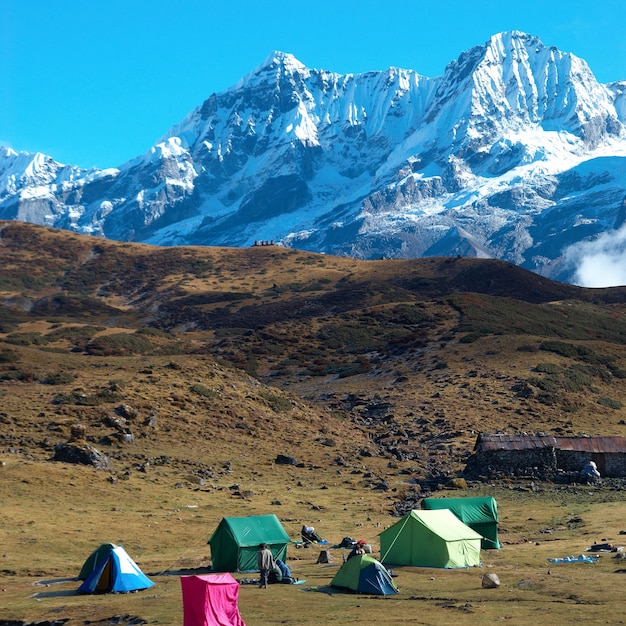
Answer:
468;448;626;478
465;448;557;478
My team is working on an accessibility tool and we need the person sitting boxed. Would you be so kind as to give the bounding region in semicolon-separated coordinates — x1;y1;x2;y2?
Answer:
273;558;296;584
347;540;367;560
268;563;283;584
301;525;323;543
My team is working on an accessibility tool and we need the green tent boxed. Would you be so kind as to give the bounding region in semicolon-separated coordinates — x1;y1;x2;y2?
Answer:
330;554;398;595
208;514;290;572
78;542;118;580
421;496;501;549
379;509;482;568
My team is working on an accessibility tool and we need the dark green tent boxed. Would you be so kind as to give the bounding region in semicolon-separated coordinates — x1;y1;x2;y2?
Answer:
208;514;290;572
78;542;118;580
421;496;501;549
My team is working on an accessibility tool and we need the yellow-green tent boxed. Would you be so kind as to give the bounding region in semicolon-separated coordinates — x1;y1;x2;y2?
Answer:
379;509;482;568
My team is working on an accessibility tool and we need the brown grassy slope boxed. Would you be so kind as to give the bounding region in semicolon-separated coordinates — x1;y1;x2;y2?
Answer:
2;220;626;483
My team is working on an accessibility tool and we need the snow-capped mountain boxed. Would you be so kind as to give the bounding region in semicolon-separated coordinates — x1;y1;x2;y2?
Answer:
2;31;626;285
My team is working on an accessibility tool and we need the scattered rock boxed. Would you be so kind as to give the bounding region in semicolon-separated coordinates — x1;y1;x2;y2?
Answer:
275;454;297;465
482;573;501;588
69;422;87;442
84;616;147;625
115;405;139;420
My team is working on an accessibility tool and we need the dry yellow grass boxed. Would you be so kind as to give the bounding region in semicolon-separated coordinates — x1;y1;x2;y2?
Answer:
2;453;625;625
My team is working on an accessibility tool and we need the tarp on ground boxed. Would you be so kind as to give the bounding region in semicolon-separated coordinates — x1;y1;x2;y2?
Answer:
181;572;246;626
421;496;501;549
77;544;154;594
330;554;398;595
379;509;482;568
208;514;290;572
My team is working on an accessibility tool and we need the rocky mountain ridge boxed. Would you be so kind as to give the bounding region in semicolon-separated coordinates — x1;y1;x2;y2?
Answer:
2;31;626;284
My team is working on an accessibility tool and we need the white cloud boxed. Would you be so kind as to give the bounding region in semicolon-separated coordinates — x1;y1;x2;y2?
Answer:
565;223;626;287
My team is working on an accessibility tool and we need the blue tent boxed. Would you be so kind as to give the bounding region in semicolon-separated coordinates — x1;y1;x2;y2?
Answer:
330;554;398;595
77;544;154;594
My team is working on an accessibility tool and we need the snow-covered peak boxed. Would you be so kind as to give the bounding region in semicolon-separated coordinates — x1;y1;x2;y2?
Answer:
426;30;621;152
258;50;308;74
0;146;19;159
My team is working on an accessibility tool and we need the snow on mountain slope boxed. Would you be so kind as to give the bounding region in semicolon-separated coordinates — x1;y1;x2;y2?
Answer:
1;31;626;285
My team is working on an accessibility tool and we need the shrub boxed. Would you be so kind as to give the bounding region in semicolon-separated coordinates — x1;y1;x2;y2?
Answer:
0;350;19;364
42;371;76;385
318;323;384;353
190;384;217;400
0;368;41;382
447;477;468;489
52;388;125;406
245;357;258;378
5;332;47;346
459;332;484;344
536;392;558;405
562;368;593;392
534;363;560;374
517;344;538;352
329;360;372;378
597;397;623;409
259;391;292;413
137;326;175;339
527;377;559;393
86;333;154;356
540;341;598;362
44;325;104;342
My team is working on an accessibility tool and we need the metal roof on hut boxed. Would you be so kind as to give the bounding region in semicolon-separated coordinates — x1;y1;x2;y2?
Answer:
474;433;626;453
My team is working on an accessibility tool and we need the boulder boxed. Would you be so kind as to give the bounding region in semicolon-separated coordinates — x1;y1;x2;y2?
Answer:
53;442;111;469
482;573;501;588
275;454;297;465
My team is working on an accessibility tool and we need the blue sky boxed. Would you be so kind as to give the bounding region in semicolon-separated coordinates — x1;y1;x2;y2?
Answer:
2;0;626;169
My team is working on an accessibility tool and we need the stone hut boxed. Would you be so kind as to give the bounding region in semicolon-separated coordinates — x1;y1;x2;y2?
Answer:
555;436;626;477
465;433;626;479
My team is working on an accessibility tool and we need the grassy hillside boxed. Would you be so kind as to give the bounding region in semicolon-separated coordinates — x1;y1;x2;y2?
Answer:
1;221;625;625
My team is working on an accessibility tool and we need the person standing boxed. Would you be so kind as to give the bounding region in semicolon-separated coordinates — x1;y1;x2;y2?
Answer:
257;543;275;589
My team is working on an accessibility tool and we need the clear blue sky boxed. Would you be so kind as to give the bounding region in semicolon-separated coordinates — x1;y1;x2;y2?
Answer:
2;0;626;169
